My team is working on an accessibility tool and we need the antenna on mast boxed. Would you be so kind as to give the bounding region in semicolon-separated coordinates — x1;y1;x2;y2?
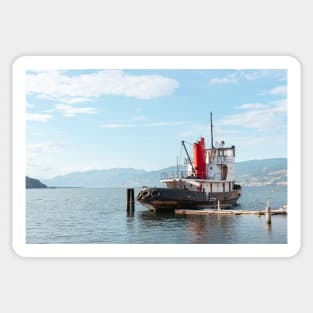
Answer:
210;112;214;149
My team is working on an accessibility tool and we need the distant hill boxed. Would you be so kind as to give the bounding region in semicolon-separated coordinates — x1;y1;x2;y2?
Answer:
26;176;48;189
235;158;287;186
42;168;162;188
42;158;287;188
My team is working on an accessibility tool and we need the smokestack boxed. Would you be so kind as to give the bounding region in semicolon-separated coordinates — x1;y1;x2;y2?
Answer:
193;142;200;177
199;137;206;179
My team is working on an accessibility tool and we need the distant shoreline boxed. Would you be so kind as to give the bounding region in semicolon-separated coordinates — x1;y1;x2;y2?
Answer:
27;158;287;188
26;184;287;190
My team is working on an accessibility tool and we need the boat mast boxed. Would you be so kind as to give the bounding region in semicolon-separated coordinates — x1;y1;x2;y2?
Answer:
210;112;214;149
181;140;196;175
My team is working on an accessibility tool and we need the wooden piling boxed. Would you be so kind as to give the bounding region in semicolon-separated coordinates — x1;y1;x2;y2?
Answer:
126;188;135;214
265;200;271;225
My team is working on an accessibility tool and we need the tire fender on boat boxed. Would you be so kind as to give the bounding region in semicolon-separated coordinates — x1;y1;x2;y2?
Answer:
136;191;143;200
142;190;151;199
151;190;161;198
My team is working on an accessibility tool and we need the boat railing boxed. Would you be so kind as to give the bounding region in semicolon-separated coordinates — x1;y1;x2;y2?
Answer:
160;171;189;180
161;172;231;181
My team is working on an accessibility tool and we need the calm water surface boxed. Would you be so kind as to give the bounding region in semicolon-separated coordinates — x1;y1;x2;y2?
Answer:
26;186;287;244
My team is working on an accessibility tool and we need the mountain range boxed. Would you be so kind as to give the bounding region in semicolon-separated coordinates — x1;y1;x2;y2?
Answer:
41;158;287;188
26;176;48;189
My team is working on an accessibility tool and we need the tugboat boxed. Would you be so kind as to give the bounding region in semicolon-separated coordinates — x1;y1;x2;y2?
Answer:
136;113;242;212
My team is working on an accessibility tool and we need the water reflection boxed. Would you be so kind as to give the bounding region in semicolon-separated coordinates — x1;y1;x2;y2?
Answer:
265;223;272;232
138;211;175;221
185;216;210;243
138;211;241;244
127;211;135;218
184;215;238;243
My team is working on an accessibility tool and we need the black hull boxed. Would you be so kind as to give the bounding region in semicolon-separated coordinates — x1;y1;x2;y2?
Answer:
136;187;241;212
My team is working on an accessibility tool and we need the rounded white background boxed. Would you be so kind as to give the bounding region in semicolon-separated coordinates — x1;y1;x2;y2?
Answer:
1;1;311;312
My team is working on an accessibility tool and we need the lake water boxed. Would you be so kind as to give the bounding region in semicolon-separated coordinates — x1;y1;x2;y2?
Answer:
26;185;287;244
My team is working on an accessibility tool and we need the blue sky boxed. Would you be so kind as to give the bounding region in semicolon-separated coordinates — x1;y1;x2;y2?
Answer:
26;69;287;179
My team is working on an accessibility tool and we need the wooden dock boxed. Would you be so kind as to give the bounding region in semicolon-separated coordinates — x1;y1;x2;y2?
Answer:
175;207;287;216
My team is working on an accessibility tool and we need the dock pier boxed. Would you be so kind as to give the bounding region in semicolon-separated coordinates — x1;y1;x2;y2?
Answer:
175;207;287;216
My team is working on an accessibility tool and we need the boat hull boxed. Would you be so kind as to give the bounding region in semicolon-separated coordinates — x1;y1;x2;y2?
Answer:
136;187;241;212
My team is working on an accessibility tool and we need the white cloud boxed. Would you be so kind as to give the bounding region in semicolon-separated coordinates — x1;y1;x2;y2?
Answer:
42;108;56;113
209;73;238;84
55;104;97;117
99;123;137;128
58;97;93;104
27;70;179;100
99;121;186;128
216;99;287;131
240;70;287;81
271;99;287;112
145;121;185;127
27;142;64;153
259;85;287;96
208;70;287;85
26;113;52;122
238;103;269;110
37;95;93;104
217;110;274;130
239;70;267;81
269;85;287;95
